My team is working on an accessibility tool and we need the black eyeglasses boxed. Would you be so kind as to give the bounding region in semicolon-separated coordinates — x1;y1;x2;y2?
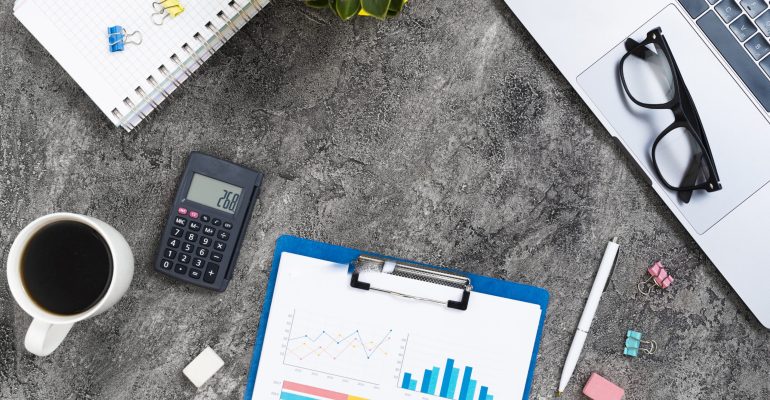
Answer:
619;28;722;203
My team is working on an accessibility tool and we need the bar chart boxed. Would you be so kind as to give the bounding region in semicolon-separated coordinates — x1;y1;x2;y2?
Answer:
400;358;495;400
279;380;368;400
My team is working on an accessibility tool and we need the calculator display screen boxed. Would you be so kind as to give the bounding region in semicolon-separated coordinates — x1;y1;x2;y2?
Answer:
186;173;243;214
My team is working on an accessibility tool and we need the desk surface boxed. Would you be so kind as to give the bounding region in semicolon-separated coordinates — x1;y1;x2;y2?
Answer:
1;0;768;399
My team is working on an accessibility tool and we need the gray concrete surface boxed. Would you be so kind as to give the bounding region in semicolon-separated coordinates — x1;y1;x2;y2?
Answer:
1;0;769;399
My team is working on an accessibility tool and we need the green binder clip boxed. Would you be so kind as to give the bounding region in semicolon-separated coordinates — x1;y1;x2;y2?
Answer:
624;330;657;357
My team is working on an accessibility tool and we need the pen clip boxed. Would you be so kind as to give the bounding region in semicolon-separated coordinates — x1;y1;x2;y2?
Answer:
603;240;620;293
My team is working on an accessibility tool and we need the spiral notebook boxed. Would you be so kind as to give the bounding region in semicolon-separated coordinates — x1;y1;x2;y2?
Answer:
14;0;268;131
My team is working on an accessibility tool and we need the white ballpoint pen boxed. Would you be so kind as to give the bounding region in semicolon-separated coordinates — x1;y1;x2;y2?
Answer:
557;237;620;396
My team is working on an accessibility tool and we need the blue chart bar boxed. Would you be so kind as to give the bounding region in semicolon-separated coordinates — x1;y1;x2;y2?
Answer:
466;380;477;400
428;367;440;394
447;368;459;398
479;386;489;400
402;373;412;390
421;369;433;393
458;367;473;400
401;358;494;400
439;359;455;397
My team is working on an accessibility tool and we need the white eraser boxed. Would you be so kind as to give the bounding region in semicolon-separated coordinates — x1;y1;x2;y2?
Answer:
183;346;225;388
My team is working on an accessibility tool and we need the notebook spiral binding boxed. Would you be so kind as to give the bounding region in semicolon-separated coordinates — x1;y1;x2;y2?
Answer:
111;0;268;131
351;255;473;310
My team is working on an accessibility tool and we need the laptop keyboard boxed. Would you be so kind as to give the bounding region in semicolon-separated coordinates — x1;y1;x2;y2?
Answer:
679;0;770;111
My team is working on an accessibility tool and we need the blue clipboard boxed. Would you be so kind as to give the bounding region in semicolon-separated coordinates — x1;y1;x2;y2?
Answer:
244;235;549;400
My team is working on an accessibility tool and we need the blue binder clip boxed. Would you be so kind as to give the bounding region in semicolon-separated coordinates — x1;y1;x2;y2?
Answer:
623;330;657;357
108;26;142;52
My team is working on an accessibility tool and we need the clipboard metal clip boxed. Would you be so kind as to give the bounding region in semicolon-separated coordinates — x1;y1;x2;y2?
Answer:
350;255;472;310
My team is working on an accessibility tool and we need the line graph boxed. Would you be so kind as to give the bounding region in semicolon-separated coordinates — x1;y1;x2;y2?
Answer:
281;309;406;385
286;329;393;360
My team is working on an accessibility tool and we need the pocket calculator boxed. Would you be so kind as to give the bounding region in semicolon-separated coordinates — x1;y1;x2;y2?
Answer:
154;152;263;291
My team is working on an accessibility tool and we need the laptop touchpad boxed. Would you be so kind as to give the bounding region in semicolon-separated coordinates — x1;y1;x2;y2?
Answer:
577;4;770;234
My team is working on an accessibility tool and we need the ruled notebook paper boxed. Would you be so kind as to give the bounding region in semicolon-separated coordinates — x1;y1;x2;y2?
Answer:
14;0;268;131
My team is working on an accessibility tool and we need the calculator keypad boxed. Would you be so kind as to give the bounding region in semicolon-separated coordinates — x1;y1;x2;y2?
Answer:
162;208;232;285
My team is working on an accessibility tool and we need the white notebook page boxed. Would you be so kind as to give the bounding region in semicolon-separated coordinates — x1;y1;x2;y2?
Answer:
251;252;542;400
14;0;261;126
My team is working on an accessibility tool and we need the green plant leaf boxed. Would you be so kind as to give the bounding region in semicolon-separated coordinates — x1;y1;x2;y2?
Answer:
388;0;407;13
305;0;330;8
335;0;361;20
361;0;391;19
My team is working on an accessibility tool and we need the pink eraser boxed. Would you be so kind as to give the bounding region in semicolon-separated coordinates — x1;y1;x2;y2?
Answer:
583;372;625;400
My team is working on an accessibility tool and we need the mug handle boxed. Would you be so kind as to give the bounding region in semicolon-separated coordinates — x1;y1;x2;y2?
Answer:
25;319;74;356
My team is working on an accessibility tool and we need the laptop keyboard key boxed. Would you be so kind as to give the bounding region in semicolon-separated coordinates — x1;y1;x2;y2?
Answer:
716;0;744;22
698;11;770;111
679;0;710;18
740;0;768;18
731;15;759;41
757;11;770;36
761;57;770;76
746;34;770;59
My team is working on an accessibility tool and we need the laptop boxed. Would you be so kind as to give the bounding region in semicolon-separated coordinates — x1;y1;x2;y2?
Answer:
503;0;770;328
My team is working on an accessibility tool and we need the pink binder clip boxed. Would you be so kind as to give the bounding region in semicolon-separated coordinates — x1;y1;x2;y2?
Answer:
638;261;673;296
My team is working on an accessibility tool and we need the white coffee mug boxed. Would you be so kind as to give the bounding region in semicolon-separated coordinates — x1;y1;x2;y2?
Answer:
6;213;134;356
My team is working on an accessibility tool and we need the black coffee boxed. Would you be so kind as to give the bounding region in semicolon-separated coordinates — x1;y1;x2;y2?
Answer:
21;221;113;315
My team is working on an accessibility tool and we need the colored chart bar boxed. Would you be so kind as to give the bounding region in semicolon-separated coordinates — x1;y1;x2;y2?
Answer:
408;379;417;391
402;373;413;390
446;367;459;398
428;367;440;394
465;380;477;400
281;381;367;400
479;386;488;399
458;367;473;400
440;359;455;397
421;369;433;393
280;393;316;400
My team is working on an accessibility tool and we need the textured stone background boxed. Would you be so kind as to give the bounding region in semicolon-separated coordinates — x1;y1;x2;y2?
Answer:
1;0;769;399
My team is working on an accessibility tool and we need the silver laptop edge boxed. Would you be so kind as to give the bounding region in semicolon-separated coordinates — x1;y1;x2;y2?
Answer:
504;0;770;328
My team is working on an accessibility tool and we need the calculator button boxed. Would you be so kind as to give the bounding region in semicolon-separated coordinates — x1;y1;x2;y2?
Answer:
178;253;191;264
223;221;233;230
189;269;202;279
174;264;188;274
217;230;230;241
199;236;212;247
182;243;194;253
177;207;188;216
185;232;198;242
188;221;201;232
214;241;227;252
171;227;184;237
196;247;209;258
189;211;200;219
203;226;216;236
164;249;177;259
192;258;205;268
174;216;187;227
204;263;219;283
201;215;211;223
160;259;173;270
167;238;180;248
211;252;223;262
212;218;222;226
